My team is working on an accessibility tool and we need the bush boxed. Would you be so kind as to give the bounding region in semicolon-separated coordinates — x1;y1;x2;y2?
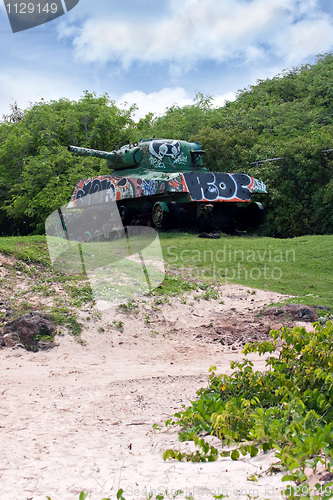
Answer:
164;321;333;497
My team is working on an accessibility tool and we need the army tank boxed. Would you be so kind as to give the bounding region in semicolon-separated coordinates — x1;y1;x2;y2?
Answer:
67;138;267;236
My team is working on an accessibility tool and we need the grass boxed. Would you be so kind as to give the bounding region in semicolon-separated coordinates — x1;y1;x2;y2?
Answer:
0;232;332;338
159;232;333;311
0;234;51;266
0;235;92;337
0;232;332;310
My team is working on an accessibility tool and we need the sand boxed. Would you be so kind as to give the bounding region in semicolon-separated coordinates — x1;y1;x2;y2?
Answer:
1;281;314;500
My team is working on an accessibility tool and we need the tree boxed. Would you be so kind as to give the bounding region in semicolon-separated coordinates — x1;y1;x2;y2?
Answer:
0;92;136;234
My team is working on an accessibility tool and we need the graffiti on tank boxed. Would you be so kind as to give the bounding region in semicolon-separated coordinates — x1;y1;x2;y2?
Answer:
149;140;181;161
141;179;157;196
183;173;256;202
74;177;116;203
73;176;135;204
252;178;267;193
70;171;264;206
169;175;186;192
173;152;188;166
148;140;188;169
115;177;136;200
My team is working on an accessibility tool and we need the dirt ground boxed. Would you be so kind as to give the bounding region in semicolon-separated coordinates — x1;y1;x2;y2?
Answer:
0;258;319;500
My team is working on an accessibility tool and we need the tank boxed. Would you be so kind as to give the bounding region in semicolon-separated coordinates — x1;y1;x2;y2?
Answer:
67;138;267;233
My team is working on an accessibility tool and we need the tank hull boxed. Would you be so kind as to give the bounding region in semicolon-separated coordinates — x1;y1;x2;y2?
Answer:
68;170;265;231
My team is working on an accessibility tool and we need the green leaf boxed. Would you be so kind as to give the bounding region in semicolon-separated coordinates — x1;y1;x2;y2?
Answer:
250;445;259;458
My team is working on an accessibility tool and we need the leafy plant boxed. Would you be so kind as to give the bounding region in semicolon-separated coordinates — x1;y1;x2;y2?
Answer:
163;321;333;493
116;299;139;314
112;319;124;332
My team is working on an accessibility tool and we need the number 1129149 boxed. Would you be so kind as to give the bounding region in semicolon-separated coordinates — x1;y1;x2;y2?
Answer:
6;3;58;14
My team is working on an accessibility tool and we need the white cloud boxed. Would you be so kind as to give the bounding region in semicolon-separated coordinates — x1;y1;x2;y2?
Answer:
213;92;236;107
118;87;236;121
59;0;333;70
272;17;333;64
118;87;192;120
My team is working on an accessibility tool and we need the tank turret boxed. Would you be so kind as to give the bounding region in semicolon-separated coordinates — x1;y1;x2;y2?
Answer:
69;139;206;172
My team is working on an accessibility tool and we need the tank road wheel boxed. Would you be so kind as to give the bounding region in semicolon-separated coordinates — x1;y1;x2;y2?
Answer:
151;202;169;229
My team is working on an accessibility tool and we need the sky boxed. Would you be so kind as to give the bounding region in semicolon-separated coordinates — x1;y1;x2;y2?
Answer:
1;0;333;121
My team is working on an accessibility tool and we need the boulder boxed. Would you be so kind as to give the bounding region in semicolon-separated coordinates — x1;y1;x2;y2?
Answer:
0;312;56;351
261;303;319;322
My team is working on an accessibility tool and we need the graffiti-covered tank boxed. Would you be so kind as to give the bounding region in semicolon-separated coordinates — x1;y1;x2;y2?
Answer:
68;138;267;232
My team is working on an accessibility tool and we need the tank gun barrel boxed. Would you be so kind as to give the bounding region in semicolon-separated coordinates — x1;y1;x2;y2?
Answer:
68;145;116;161
68;144;143;169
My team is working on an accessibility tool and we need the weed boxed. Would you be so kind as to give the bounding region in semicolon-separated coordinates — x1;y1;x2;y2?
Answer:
154;296;169;305
112;319;124;332
31;280;56;296
143;312;150;324
117;299;139;314
201;288;219;300
64;282;94;306
49;307;83;337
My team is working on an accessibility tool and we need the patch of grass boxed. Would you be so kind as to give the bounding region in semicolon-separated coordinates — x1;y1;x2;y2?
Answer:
150;273;219;302
112;319;124;332
116;299;139;314
49;306;83;337
63;282;94;306
160;233;333;311
33;325;55;343
0;235;50;266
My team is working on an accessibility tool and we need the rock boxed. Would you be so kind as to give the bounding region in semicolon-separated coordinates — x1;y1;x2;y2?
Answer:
2;332;19;348
198;232;221;239
0;312;56;351
261;303;319;322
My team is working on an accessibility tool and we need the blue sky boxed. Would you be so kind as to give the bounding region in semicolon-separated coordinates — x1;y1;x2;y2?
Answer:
1;0;333;121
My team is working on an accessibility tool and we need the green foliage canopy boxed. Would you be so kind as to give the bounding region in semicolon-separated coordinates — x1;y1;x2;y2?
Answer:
0;91;136;234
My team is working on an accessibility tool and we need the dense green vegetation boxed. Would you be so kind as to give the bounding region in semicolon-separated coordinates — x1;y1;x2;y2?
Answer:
1;54;333;237
163;322;333;498
0;92;135;235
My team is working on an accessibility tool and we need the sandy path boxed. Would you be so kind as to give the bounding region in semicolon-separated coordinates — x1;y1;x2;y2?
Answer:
0;284;298;500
